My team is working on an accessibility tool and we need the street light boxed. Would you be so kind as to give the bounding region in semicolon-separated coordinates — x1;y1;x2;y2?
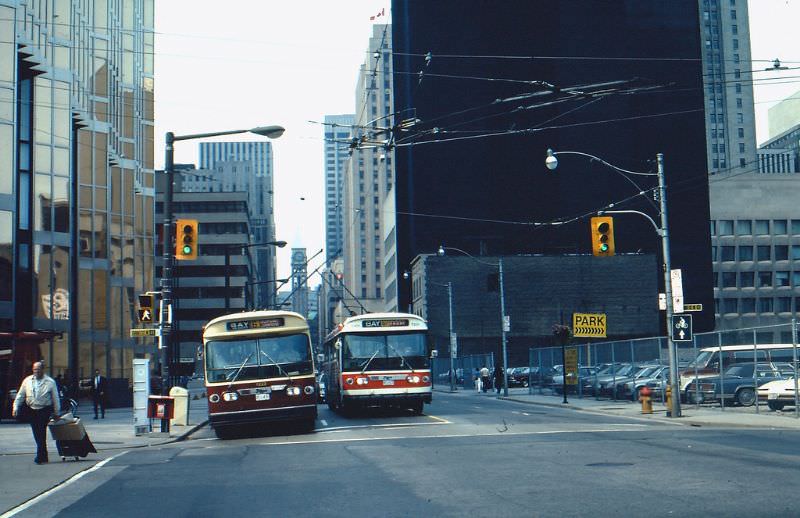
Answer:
161;125;284;395
545;148;681;418
224;240;287;311
438;245;509;397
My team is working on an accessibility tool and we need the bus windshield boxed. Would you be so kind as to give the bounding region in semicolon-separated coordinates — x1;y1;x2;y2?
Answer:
342;332;428;371
206;333;312;383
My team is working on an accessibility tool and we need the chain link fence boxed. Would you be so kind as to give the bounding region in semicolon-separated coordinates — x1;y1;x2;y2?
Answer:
526;322;800;415
432;353;494;390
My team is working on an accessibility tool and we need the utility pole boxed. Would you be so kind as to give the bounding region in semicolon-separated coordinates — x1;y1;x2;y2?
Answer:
658;153;681;418
447;282;455;392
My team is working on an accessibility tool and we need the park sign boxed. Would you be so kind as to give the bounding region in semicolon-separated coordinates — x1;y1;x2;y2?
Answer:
572;313;607;338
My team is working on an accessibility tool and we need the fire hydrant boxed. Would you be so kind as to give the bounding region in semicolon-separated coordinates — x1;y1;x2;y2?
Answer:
665;384;673;416
639;386;653;414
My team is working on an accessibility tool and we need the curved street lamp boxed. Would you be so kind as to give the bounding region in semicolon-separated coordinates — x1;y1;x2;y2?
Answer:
438;245;509;397
545;148;680;418
160;125;285;394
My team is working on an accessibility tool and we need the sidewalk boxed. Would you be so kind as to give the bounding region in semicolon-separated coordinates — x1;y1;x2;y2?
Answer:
0;381;209;515
435;385;800;429
0;380;208;456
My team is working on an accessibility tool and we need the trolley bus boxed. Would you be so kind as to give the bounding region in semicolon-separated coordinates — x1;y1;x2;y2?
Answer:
203;310;317;438
322;312;432;415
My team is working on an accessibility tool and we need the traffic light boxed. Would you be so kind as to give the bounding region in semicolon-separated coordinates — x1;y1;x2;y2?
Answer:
590;216;615;257
175;219;199;260
137;293;157;323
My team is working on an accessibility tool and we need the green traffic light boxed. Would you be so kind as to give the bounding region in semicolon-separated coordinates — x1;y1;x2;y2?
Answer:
599;243;609;252
183;245;192;254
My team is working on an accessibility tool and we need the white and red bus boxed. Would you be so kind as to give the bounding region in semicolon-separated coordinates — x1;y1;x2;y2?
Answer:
203;310;316;438
322;313;431;415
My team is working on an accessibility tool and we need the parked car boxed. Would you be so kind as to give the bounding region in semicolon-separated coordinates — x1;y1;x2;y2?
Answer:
619;365;668;401
686;362;786;406
606;365;663;399
508;367;530;388
594;364;640;397
757;376;800;411
552;367;597;394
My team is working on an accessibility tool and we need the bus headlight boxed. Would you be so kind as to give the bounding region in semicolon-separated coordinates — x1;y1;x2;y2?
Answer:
356;377;369;385
222;392;238;402
422;376;430;383
303;385;315;395
286;386;301;396
406;375;420;383
345;378;354;385
209;393;220;403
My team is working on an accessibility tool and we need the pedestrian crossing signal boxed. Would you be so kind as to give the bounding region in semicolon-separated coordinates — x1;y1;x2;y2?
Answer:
590;216;615;257
175;219;198;260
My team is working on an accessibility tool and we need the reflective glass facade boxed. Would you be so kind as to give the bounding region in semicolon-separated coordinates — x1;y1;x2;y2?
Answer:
0;0;154;396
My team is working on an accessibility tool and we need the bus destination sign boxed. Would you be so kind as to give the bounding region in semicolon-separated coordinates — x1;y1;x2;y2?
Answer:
227;318;285;331
362;319;409;328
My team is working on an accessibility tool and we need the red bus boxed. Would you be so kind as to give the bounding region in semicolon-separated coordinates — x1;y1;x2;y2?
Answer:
203;310;317;438
322;313;431;415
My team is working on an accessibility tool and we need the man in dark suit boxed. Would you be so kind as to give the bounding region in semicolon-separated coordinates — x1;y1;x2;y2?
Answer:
91;369;106;419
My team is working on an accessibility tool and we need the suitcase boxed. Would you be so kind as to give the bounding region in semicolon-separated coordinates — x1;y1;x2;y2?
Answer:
48;417;98;461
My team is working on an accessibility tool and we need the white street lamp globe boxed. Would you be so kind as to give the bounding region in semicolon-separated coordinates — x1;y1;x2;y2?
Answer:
545;149;558;170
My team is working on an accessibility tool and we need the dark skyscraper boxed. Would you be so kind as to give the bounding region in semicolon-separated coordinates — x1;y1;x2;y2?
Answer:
391;1;714;331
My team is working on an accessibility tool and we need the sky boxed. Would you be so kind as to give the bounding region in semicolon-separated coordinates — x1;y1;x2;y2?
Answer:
154;1;800;283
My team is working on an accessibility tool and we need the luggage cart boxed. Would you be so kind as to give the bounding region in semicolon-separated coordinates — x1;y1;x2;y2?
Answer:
48;416;97;461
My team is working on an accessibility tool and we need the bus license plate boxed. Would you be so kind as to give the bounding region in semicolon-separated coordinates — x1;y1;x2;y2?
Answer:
383;379;394;386
256;393;270;401
768;392;778;400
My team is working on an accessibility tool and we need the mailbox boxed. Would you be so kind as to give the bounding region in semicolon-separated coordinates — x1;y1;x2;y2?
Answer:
147;396;175;420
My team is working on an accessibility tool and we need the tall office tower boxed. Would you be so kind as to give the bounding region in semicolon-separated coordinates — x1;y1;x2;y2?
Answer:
155;190;255;368
198;142;277;308
291;248;309;318
699;0;757;174
0;1;155;395
324;114;354;265
342;24;394;313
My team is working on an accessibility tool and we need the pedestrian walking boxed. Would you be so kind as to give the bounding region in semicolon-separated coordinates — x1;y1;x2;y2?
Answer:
91;369;107;419
12;362;61;464
474;367;481;392
494;365;504;394
480;366;490;393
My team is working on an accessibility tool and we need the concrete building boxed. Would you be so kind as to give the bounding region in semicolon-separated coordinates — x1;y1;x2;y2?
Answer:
155;190;255;367
768;89;800;140
317;259;345;339
198;141;278;309
341;24;394;314
0;0;155;399
324;114;354;264
710;175;800;343
411;254;659;365
699;0;757;175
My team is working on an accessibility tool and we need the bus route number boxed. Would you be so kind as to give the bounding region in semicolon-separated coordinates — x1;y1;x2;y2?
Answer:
227;318;285;331
362;319;409;328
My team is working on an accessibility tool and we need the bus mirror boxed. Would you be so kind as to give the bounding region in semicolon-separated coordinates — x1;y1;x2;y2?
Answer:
317;353;324;364
430;350;438;358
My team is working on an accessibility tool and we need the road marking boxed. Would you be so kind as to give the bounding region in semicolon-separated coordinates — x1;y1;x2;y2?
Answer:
316;421;447;433
320;419;328;427
425;414;450;424
1;451;129;518
257;427;654;447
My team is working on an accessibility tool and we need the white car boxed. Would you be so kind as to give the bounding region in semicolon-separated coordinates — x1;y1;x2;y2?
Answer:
757;378;800;411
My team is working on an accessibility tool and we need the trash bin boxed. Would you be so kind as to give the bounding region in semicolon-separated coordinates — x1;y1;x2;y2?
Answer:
169;386;189;426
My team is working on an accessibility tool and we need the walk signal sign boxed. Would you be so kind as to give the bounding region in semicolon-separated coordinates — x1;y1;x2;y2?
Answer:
138;309;153;323
175;219;198;260
590;216;615;257
137;293;158;323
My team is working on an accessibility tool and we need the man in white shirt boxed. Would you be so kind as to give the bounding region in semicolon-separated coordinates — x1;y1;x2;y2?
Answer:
13;362;61;464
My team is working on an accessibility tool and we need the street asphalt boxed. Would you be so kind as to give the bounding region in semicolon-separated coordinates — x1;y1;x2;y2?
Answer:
3;383;800;516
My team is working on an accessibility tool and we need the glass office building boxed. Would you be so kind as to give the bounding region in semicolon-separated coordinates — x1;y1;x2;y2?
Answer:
0;1;155;401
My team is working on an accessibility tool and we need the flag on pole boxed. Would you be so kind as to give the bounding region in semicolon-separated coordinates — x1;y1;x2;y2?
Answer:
370;7;385;21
